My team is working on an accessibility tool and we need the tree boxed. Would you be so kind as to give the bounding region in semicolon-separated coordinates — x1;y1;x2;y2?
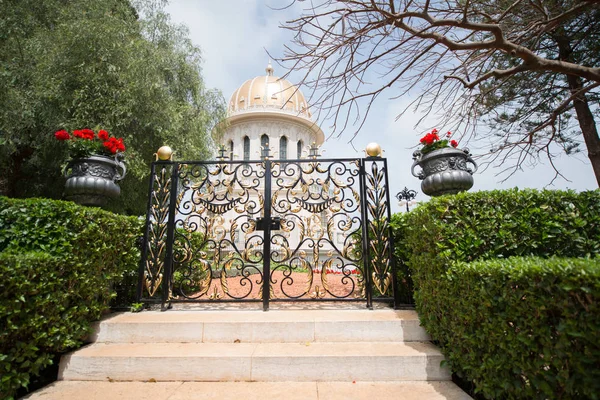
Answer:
277;0;600;185
0;0;225;214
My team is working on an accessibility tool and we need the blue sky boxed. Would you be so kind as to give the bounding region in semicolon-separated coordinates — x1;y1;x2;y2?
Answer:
165;0;598;212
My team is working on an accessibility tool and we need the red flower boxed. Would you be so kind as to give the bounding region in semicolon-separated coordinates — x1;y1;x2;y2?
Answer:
446;131;452;137
116;138;125;152
80;128;95;140
54;130;70;141
103;139;117;154
450;140;458;148
103;137;125;154
57;127;126;158
420;132;438;145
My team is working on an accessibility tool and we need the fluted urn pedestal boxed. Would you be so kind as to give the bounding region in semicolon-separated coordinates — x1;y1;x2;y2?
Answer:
64;155;126;206
411;148;477;197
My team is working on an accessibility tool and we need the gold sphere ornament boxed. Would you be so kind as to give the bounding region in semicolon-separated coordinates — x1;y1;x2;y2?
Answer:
156;146;173;161
366;142;382;157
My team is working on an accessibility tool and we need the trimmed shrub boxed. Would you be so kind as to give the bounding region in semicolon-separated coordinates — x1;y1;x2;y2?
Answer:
0;197;142;262
392;189;600;399
443;257;600;399
0;197;143;399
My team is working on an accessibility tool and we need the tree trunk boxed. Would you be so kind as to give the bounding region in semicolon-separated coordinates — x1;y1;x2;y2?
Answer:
4;146;35;197
555;34;600;187
566;75;600;187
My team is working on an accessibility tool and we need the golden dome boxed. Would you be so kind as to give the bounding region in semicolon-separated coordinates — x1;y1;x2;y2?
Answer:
228;63;312;119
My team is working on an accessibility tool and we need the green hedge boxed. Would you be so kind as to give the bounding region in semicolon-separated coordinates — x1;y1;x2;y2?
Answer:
392;189;600;399
444;257;600;399
0;197;143;399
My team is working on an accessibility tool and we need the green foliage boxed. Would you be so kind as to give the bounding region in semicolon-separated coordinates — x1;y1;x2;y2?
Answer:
393;189;600;399
0;196;143;398
389;216;414;304
443;257;600;399
0;0;225;214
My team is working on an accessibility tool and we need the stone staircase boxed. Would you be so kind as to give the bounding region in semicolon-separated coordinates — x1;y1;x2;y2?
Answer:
26;308;472;399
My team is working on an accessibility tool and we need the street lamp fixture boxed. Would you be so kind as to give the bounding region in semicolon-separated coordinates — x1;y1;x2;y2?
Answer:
396;187;417;212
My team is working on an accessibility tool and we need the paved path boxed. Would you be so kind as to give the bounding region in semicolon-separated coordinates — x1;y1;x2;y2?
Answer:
23;381;472;399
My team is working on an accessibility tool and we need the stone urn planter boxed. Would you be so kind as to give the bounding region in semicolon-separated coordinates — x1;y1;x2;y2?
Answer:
411;147;477;197
64;155;126;206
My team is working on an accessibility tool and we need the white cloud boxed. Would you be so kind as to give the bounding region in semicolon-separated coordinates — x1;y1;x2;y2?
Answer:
166;0;301;99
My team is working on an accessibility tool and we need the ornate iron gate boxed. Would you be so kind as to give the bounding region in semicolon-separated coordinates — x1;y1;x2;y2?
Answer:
137;153;403;310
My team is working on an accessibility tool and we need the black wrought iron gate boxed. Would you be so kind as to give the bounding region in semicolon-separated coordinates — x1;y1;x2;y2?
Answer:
137;154;404;310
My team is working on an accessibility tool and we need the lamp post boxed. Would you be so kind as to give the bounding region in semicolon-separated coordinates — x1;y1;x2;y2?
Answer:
396;187;417;212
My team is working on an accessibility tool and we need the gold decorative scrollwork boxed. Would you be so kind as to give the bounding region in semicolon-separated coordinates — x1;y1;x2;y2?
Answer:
257;283;275;300
310;285;326;299
220;268;229;295
321;259;331;294
295;197;337;213
208;286;222;300
365;161;393;297
144;166;171;297
196;197;241;214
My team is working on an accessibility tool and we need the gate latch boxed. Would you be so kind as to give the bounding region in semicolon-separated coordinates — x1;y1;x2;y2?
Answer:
255;217;281;231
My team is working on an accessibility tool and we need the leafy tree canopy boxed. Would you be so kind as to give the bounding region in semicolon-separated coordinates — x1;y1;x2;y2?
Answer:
0;0;225;214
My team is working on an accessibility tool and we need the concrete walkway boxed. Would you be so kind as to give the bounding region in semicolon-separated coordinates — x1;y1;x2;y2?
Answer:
24;381;472;400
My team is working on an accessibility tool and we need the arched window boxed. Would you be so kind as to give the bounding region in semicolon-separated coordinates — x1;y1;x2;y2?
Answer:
228;140;234;160
279;136;288;160
260;134;269;159
261;134;269;149
243;136;250;161
297;140;304;159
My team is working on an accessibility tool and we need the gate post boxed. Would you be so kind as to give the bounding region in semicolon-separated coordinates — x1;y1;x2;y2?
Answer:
359;159;374;309
262;160;272;311
137;162;157;303
382;158;401;309
137;159;174;305
362;154;398;308
161;162;180;311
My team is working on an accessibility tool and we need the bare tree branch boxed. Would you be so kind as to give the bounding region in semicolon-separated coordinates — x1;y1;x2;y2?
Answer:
277;0;600;184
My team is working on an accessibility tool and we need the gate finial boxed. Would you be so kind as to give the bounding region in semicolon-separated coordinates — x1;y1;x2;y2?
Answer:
308;142;323;159
155;146;174;161
365;142;382;158
216;144;230;161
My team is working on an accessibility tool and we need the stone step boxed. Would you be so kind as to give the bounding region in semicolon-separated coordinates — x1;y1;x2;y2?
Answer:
24;381;472;400
59;341;450;382
91;309;430;343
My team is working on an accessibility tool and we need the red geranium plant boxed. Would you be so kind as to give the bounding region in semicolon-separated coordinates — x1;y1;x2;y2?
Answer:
54;128;126;159
418;129;458;154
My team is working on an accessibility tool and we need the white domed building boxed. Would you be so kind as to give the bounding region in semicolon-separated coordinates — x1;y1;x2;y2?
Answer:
217;62;324;161
211;63;340;261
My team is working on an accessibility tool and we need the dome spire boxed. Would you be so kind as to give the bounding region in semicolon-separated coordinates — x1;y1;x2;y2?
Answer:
266;60;274;76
